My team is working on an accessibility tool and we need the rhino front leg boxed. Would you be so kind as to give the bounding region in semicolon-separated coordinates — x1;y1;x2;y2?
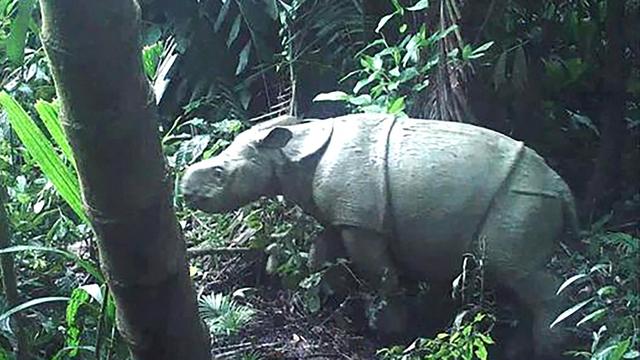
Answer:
340;227;401;294
308;227;355;298
308;227;346;271
340;227;407;335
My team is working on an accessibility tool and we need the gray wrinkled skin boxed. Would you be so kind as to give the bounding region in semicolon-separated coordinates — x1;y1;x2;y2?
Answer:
181;114;579;359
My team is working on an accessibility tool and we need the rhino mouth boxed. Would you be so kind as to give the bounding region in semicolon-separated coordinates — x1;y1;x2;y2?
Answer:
183;192;239;214
183;193;216;212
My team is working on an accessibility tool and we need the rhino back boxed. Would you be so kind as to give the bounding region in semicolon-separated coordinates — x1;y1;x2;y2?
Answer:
387;119;527;278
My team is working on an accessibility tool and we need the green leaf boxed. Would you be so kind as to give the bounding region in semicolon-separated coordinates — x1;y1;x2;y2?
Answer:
354;73;377;94
214;0;232;32
462;44;473;61
141;42;164;80
0;0;12;15
227;15;242;47
387;96;405;114
471;41;494;56
0;92;88;223
576;308;606;327
609;339;630;360
235;41;252;75
65;288;91;356
550;297;594;328
0;296;70;323
390;0;404;13
596;285;617;298
556;273;588;295
313;91;349;102
6;0;35;65
376;12;396;33
347;94;372;106
0;245;103;282
407;0;429;11
474;342;488;360
436;25;458;41
35;100;75;165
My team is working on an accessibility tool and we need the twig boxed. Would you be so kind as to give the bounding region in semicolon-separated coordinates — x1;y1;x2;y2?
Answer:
609;220;640;231
319;296;356;327
303;354;344;359
473;0;497;44
187;247;260;258
211;341;281;359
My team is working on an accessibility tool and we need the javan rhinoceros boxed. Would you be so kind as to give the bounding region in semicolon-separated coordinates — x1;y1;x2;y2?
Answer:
181;113;579;359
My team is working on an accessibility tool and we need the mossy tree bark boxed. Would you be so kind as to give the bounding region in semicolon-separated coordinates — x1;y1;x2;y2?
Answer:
38;1;210;359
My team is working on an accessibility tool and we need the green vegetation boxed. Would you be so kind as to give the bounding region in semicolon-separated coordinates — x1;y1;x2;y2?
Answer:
0;0;638;358
378;313;494;360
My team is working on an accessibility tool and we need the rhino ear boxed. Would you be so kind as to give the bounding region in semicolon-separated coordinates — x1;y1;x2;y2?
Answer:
279;121;332;162
257;127;293;149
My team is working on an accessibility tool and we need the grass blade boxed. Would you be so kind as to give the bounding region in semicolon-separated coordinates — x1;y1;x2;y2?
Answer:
0;245;103;282
0;296;70;323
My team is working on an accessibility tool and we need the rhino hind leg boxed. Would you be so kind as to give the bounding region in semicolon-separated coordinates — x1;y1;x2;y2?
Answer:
477;165;570;358
508;269;569;360
478;191;566;360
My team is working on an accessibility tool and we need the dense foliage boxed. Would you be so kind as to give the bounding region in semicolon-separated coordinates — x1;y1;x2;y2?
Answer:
0;0;637;359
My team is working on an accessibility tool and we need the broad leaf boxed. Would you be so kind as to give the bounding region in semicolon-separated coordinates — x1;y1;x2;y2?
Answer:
6;0;35;65
313;91;349;102
0;92;87;223
387;96;405;114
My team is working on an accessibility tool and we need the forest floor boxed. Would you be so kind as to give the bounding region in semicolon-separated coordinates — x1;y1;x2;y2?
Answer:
190;252;382;360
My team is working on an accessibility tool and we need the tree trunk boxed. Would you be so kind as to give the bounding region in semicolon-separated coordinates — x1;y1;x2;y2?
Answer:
0;187;28;359
582;0;629;219
38;1;210;359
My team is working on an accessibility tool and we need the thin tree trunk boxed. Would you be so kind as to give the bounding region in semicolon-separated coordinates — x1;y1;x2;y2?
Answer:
38;1;210;359
583;0;628;218
0;187;28;359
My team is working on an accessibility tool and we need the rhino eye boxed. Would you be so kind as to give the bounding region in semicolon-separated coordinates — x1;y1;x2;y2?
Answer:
211;166;225;178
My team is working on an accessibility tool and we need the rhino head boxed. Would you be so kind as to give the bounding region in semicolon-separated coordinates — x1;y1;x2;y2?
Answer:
180;117;332;213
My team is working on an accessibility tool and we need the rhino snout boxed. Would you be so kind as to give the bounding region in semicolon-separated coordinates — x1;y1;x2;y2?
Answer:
181;164;219;209
182;192;210;210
